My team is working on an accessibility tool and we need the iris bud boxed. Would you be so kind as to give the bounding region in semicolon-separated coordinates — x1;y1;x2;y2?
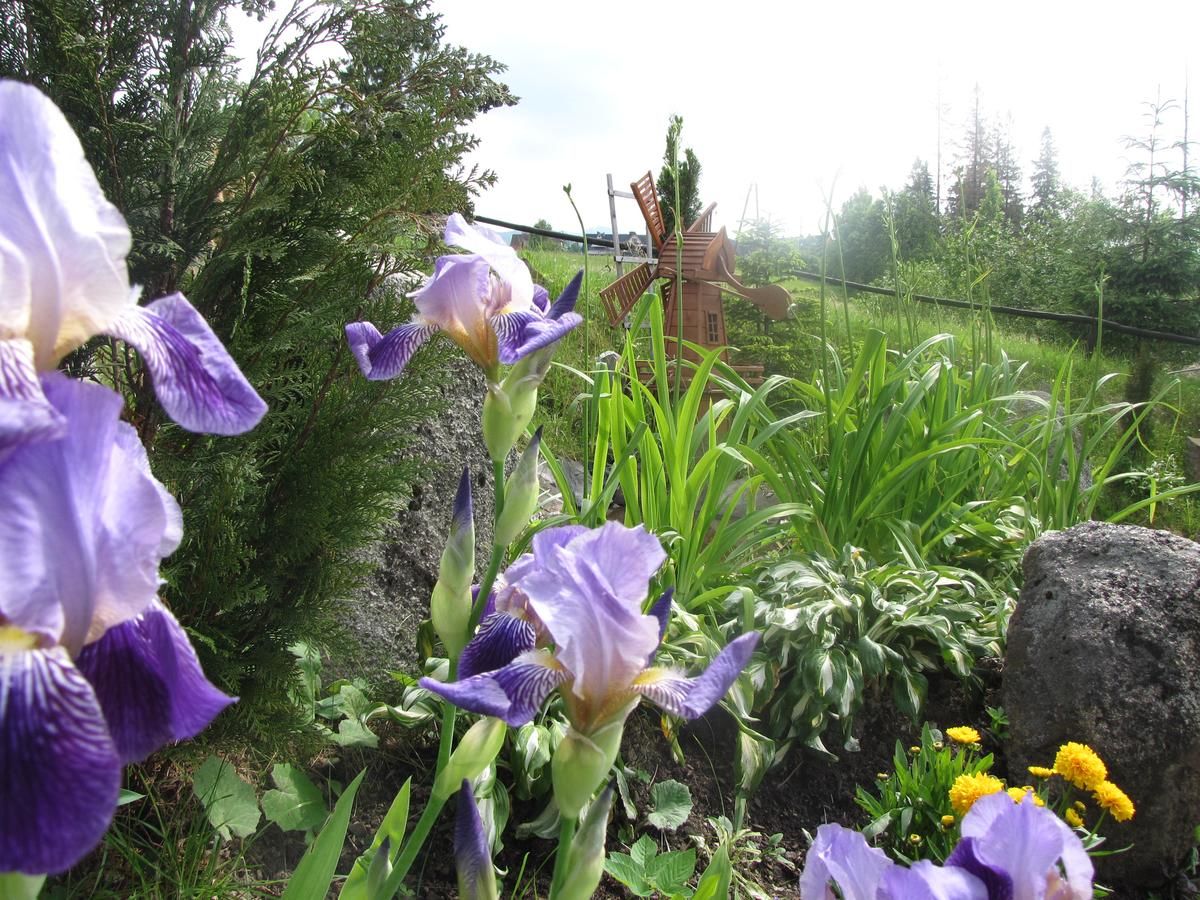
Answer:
552;717;625;820
433;717;507;801
482;348;551;463
365;837;392;900
494;429;542;549
431;468;475;659
553;783;615;900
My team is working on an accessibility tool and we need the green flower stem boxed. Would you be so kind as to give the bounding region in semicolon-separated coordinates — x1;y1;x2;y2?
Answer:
383;458;510;896
549;813;577;898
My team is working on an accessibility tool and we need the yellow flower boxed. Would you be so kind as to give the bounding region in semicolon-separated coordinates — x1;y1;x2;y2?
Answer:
876;772;889;781
1053;742;1107;791
909;746;922;754
1073;800;1087;812
933;741;944;750
1065;807;1084;828
949;773;1005;815
946;726;981;745
1006;787;1045;806
909;833;922;845
1028;765;1055;779
1092;781;1135;822
940;814;956;828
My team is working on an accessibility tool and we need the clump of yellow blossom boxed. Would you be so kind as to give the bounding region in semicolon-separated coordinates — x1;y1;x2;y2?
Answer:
946;726;982;745
940;815;955;828
1027;765;1055;779
1053;742;1108;790
909;746;922;754
949;773;1005;815
1092;781;1135;822
1006;787;1045;807
1065;807;1084;828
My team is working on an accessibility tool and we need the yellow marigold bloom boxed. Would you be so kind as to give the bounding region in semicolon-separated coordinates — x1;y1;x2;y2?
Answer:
933;741;944;750
940;814;955;828
876;772;889;781
1073;800;1086;812
1053;742;1107;790
1065;807;1084;828
1092;781;1135;822
1028;765;1055;779
946;726;981;745
909;746;922;754
909;833;922;845
1006;787;1045;806
949;772;1005;815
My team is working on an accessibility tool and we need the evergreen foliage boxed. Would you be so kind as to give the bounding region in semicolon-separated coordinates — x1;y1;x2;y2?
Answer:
2;0;516;734
655;116;703;234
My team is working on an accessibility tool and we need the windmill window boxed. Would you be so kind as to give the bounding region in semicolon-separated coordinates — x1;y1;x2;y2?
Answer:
706;312;720;343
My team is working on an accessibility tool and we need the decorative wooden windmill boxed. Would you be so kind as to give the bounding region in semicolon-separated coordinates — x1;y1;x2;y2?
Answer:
600;172;791;364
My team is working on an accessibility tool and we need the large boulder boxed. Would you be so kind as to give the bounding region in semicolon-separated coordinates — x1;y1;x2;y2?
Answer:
342;354;499;684
1005;521;1200;886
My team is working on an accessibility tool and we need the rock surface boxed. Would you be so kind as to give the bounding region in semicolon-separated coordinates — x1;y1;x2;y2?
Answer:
341;354;500;686
1005;521;1200;886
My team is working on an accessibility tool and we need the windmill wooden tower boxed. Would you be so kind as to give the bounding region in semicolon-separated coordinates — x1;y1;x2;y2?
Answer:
600;172;791;368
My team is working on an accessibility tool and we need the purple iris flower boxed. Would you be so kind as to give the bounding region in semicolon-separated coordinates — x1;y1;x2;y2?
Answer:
799;792;1093;899
0;81;264;874
344;213;583;381
0;81;266;455
420;522;758;735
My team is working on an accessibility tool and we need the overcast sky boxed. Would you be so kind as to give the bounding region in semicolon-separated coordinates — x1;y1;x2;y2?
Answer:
235;1;1200;236
430;0;1199;236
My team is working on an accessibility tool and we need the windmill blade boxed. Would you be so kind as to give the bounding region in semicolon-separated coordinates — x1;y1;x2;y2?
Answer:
599;262;656;325
715;256;791;320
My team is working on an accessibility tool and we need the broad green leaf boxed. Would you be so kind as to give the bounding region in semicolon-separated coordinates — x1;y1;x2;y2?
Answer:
604;851;653;896
646;848;696;892
0;874;44;900
333;717;378;748
262;763;327;833
692;845;732;900
282;768;366;900
192;756;261;840
630;833;657;866
647;780;692;831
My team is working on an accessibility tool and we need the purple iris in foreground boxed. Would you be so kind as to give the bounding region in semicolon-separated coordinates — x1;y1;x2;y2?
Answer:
344;213;583;381
420;522;758;735
799;792;1093;899
0;377;236;874
0;81;264;874
0;81;267;456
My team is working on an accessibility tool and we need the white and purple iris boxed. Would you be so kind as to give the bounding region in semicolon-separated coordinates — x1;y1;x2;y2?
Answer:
420;522;758;736
800;792;1094;899
344;213;583;381
0;81;266;873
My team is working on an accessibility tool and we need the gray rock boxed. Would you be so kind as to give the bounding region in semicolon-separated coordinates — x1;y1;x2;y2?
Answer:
340;355;500;686
1004;521;1200;886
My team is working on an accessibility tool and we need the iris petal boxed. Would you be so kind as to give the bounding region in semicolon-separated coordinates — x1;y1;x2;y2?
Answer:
799;823;895;900
76;602;234;764
421;650;566;727
882;861;988;899
0;338;65;458
547;272;583;321
493;310;583;365
106;293;266;435
345;320;436;381
443;213;535;311
0;81;132;367
457;613;537;681
0;648;120;874
633;632;759;720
